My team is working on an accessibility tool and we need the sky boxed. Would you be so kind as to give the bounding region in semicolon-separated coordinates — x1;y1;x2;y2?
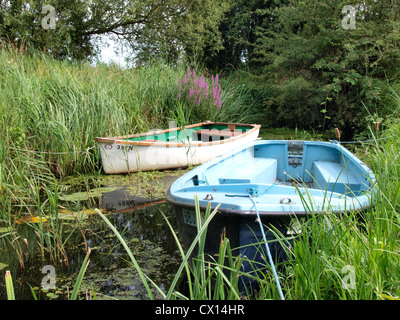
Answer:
96;34;131;67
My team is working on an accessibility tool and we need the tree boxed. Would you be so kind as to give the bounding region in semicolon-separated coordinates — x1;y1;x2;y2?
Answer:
252;0;400;136
1;0;92;59
130;0;232;64
0;0;231;62
203;0;287;71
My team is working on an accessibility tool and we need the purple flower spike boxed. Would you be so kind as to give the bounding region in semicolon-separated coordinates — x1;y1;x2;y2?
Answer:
178;68;223;112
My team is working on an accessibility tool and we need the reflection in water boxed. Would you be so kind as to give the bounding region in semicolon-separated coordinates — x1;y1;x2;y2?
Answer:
101;185;167;213
0;183;183;300
77;201;181;300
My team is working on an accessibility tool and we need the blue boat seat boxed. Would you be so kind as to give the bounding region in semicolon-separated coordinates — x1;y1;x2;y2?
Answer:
312;160;363;195
218;158;277;184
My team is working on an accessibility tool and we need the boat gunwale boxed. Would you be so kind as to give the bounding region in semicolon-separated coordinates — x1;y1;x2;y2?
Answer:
166;139;376;215
94;122;261;147
165;189;372;217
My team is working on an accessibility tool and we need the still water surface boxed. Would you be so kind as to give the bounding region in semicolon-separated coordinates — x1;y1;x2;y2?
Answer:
0;181;182;300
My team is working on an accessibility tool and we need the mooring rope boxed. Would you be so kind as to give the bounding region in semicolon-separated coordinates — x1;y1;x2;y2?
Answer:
225;190;285;300
247;194;285;300
7;145;96;155
331;135;395;144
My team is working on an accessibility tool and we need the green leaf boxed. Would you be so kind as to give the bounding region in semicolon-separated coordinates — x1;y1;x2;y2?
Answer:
0;227;14;234
46;292;59;300
5;271;15;300
0;262;8;270
70;249;91;300
58;192;90;202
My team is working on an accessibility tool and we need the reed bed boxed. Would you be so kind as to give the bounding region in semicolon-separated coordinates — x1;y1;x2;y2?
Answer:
1;44;400;300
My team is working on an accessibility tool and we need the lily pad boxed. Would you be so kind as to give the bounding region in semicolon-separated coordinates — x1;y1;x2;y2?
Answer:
57;208;106;220
58;192;91;202
15;216;48;225
90;187;119;194
58;187;118;202
46;292;59;299
0;227;15;234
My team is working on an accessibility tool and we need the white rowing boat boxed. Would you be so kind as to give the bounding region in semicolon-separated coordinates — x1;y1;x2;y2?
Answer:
95;121;260;173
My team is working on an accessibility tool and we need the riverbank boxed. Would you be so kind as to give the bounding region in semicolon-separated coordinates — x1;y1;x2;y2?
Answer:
1;45;400;300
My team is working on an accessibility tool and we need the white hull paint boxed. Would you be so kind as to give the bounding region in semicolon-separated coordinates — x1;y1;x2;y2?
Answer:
96;122;260;174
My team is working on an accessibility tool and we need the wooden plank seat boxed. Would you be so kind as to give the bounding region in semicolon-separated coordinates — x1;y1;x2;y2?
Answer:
194;129;242;142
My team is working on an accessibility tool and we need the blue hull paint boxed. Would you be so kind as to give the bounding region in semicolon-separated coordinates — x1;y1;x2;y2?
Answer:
166;140;376;292
167;140;375;216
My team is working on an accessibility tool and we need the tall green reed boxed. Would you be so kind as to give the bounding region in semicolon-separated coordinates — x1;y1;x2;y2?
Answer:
276;124;400;300
94;196;224;300
5;271;15;300
95;194;283;300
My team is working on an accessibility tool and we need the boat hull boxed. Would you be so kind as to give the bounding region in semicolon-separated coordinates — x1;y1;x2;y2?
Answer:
167;140;375;216
167;190;293;292
166;139;376;290
95;122;260;174
167;188;294;257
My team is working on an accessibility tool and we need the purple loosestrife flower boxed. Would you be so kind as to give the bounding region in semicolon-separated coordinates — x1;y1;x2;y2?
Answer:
177;67;223;114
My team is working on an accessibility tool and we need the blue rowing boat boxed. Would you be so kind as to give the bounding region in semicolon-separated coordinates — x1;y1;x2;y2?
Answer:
166;140;376;294
167;140;375;216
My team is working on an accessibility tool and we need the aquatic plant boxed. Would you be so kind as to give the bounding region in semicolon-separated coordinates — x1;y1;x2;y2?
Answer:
2;43;400;301
176;67;222;123
5;271;15;300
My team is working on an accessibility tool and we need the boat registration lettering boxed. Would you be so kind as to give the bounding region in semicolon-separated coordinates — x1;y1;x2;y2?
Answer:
182;208;196;226
117;145;135;151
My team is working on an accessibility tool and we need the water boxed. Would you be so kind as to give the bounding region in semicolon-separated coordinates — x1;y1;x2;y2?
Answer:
2;130;328;300
0;173;185;300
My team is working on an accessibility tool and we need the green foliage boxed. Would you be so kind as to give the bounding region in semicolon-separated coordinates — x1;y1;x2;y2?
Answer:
133;0;232;65
218;71;270;124
204;0;286;71
0;0;231;63
249;0;400;135
0;0;93;59
5;271;15;300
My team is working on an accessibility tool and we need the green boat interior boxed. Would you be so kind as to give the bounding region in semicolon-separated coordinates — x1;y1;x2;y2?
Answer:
125;123;253;143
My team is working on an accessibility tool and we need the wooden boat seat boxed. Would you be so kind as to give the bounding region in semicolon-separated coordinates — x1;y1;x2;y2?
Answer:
312;160;363;194
218;158;277;184
194;129;242;142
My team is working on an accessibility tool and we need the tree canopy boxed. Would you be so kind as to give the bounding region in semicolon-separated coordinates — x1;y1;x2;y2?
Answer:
2;0;400;136
250;0;400;133
0;0;231;62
